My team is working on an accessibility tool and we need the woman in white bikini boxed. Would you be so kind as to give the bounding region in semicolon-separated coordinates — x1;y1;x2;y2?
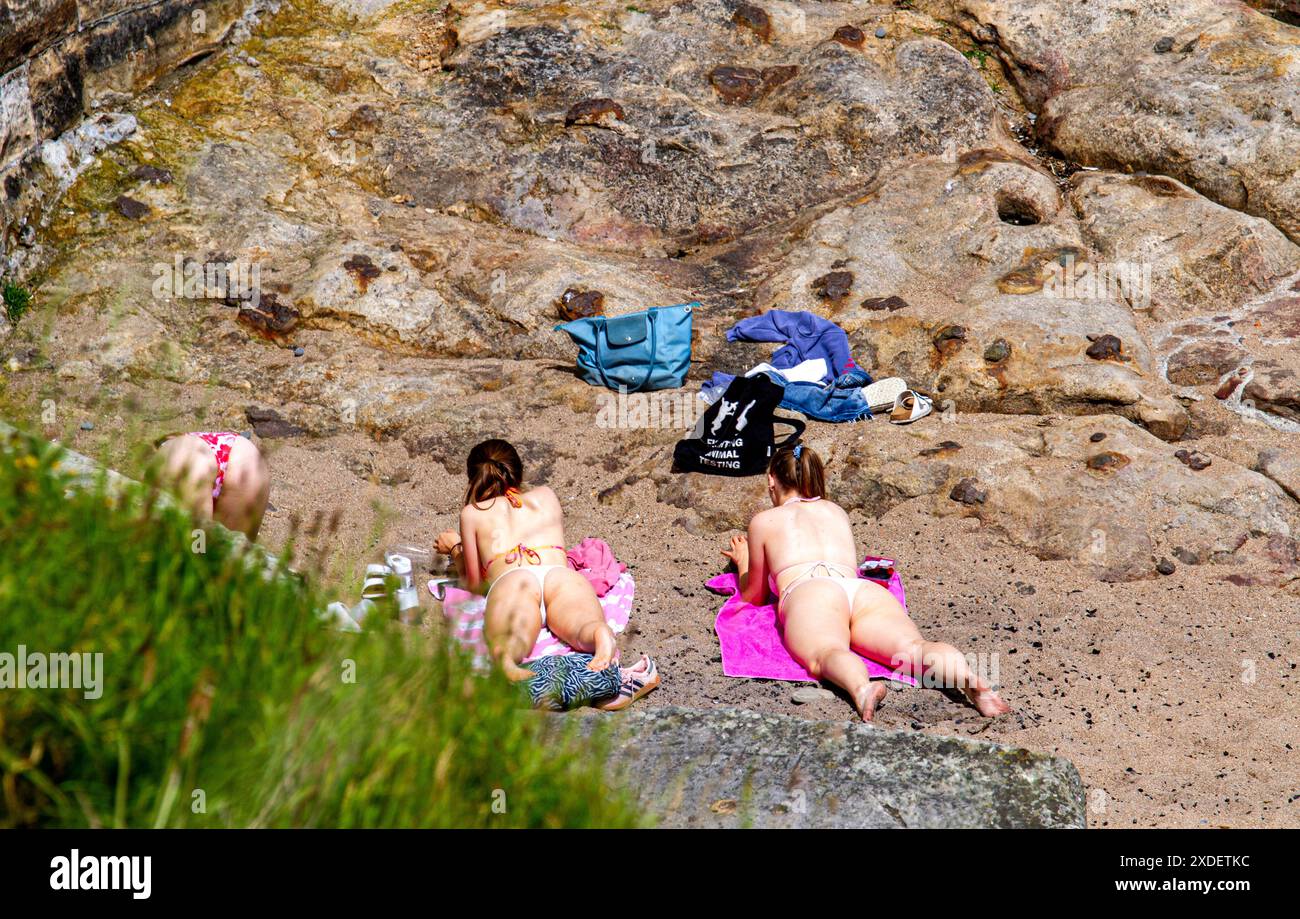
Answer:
722;443;1009;722
435;439;658;708
155;431;271;540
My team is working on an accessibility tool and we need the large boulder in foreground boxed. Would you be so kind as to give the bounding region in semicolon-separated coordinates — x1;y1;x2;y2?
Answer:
589;706;1085;828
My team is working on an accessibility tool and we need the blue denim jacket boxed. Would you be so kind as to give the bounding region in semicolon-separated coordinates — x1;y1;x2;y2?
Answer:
769;367;874;422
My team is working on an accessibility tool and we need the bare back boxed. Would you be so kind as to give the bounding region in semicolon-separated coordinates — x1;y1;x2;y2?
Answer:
749;498;858;597
459;486;567;589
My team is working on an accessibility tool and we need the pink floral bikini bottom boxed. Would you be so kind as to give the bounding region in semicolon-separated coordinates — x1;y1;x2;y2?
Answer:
188;432;240;499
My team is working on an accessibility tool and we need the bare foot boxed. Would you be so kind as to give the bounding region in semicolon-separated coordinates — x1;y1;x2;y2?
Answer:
587;626;617;672
501;660;534;683
854;681;889;722
967;686;1011;717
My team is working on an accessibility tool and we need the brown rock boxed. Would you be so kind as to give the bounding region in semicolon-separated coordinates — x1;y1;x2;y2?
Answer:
114;195;150;220
1243;361;1300;423
708;66;764;104
1086;451;1130;473
949;478;987;505
933;325;967;356
1085;334;1124;361
861;295;909;312
732;3;772;41
813;270;854;302
1175;449;1212;471
557;288;605;321
564;98;625;128
920;441;962;456
130;164;173;185
1165;340;1247;386
832;25;866;48
245;406;307;438
236;292;300;341
343;254;383;293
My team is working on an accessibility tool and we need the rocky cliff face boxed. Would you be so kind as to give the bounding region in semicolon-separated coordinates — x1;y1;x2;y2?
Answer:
2;0;1297;588
1;0;266;277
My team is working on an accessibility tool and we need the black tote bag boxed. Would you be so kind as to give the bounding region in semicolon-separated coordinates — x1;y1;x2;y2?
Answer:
673;374;805;476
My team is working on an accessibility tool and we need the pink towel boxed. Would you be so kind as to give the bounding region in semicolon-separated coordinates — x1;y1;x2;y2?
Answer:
708;557;918;685
435;571;635;670
566;537;626;597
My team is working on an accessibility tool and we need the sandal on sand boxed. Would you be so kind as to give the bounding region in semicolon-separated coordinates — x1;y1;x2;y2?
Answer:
594;655;660;711
361;563;393;600
889;390;933;425
862;377;909;413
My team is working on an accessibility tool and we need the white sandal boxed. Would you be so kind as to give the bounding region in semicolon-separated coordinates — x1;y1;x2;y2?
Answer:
889;390;933;424
862;377;909;413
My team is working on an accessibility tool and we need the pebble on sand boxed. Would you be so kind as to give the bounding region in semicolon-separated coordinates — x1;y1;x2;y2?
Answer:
792;687;835;704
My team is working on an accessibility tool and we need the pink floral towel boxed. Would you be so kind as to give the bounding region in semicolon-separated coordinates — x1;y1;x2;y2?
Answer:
708;558;918;685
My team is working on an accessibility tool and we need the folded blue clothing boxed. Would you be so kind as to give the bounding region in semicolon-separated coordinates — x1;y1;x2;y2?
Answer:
770;367;874;423
725;310;855;384
704;367;875;422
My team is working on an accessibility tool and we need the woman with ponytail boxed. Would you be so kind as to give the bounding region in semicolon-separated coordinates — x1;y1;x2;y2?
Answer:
435;439;658;708
722;442;1009;722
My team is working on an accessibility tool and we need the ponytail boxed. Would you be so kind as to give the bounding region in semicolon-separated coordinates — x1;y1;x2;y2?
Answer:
465;439;523;508
768;441;826;499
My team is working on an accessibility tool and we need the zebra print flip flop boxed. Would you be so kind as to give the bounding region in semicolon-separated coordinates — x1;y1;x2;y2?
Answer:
594;655;661;711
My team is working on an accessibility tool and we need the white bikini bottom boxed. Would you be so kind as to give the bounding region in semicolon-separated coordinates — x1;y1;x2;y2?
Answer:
485;565;564;627
774;561;870;616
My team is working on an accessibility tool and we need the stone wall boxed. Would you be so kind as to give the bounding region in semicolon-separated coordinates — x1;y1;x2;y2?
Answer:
1;0;255;277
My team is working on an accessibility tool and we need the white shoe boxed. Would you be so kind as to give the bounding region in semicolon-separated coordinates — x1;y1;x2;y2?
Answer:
321;601;363;632
888;390;933;424
862;377;909;413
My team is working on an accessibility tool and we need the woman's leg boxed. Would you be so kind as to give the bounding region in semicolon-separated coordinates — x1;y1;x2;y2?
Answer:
484;572;545;682
156;435;217;521
848;583;1010;716
782;581;888;722
213;436;270;540
541;568;618;671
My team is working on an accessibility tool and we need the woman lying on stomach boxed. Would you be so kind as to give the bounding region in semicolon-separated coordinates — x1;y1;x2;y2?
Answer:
434;439;620;682
722;443;1010;722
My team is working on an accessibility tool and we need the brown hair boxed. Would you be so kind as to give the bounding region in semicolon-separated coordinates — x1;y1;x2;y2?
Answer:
768;442;826;500
465;438;523;508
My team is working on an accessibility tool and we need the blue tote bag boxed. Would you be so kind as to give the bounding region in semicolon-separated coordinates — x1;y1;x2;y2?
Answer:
555;301;696;392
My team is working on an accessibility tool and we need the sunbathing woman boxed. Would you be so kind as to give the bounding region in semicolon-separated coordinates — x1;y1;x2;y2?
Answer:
435;439;656;707
155;432;271;540
722;443;1009;722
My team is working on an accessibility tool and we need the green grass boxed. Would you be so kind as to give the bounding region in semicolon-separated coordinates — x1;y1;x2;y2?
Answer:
0;429;642;828
3;281;32;325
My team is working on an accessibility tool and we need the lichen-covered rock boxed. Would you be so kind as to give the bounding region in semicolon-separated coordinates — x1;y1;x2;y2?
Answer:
583;706;1085;828
924;0;1300;244
824;413;1299;582
1069;172;1300;322
373;0;1011;254
743;156;1187;438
